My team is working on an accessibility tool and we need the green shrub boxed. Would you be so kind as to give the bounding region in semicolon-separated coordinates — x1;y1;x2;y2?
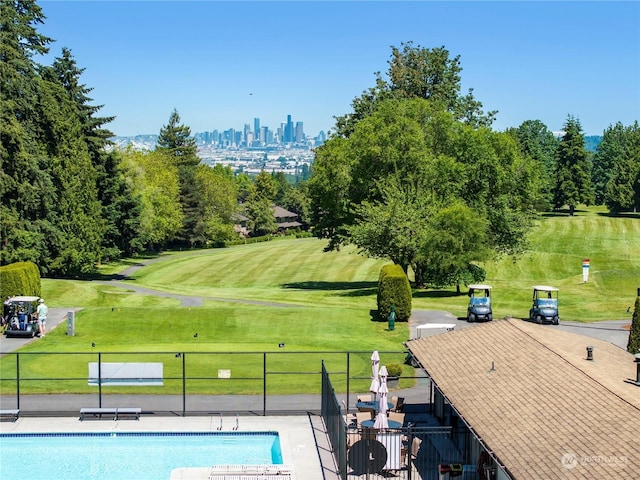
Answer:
627;296;640;354
386;363;403;377
0;261;41;299
377;263;412;322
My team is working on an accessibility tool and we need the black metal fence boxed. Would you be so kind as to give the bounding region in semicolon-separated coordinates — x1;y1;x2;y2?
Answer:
0;350;410;416
321;362;482;480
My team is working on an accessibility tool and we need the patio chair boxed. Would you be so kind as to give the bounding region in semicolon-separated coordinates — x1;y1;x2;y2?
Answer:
390;396;399;411
357;394;372;402
401;437;422;467
392;396;405;412
342;400;356;427
356;411;373;425
388;411;405;426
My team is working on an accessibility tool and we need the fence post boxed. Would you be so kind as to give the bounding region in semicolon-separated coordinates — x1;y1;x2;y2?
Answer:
182;353;186;416
263;352;267;416
346;352;350;412
98;352;102;408
16;353;20;410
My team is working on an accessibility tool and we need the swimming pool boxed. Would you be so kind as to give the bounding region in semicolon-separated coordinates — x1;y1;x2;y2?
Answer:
0;431;283;480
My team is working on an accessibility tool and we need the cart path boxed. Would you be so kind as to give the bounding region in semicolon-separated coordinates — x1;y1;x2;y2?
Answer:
99;257;304;308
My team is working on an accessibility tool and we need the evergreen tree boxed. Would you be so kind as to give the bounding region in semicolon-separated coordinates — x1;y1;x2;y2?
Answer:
553;116;594;212
507;120;559;211
156;109;200;247
600;122;640;213
0;0;54;268
36;73;104;275
42;48;142;260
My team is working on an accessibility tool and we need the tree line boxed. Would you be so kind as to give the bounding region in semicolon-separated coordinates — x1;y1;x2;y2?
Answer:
2;3;638;284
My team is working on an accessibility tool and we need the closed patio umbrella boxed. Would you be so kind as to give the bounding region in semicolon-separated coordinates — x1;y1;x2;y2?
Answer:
373;365;389;429
369;350;380;398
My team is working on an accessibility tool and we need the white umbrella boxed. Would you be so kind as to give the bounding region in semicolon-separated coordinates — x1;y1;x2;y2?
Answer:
373;365;389;429
369;350;380;397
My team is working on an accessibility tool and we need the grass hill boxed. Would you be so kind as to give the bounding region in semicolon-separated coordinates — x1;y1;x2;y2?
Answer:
45;205;639;323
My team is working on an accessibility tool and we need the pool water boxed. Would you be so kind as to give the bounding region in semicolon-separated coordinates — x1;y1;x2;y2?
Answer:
0;432;282;480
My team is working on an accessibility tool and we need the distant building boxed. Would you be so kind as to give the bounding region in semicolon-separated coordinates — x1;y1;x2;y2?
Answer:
234;205;303;238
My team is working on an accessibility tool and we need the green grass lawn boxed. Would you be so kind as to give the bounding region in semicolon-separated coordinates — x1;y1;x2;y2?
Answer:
4;206;638;395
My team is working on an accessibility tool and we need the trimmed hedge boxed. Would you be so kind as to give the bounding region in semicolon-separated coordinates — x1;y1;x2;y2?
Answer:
627;296;640;354
377;263;412;322
0;261;41;299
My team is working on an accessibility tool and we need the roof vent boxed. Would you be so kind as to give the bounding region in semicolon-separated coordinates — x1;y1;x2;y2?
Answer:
586;346;594;361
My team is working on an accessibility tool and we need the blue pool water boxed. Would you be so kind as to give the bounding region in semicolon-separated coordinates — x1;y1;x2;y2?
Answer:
0;432;282;480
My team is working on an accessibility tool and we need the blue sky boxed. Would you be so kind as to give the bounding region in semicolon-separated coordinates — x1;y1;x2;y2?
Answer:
38;1;639;137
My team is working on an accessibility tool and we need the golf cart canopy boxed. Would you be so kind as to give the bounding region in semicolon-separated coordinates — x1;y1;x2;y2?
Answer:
532;286;558;293
8;296;41;302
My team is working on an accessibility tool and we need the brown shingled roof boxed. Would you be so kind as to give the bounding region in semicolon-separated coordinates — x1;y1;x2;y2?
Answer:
405;318;640;479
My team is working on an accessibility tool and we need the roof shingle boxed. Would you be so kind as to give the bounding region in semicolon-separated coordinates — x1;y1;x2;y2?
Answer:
406;318;640;479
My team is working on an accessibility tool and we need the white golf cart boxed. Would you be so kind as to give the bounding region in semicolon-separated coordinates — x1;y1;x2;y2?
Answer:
529;286;560;325
3;296;41;337
466;284;493;322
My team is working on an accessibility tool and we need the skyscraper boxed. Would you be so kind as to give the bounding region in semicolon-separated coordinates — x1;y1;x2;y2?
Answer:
295;121;304;143
284;115;293;143
253;118;260;140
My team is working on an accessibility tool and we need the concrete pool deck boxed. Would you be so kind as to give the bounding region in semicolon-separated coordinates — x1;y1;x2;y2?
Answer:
0;414;335;480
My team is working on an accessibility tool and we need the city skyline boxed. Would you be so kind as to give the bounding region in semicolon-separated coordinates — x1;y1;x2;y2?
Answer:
37;1;639;137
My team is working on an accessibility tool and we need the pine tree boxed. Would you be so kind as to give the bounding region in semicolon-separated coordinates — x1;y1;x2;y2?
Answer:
157;109;201;246
43;48;143;259
0;0;54;268
553;116;594;212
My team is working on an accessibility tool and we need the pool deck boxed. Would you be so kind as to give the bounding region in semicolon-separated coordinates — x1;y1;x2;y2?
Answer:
0;414;337;480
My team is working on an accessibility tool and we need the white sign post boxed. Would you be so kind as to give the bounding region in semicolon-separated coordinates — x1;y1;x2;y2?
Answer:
582;258;590;283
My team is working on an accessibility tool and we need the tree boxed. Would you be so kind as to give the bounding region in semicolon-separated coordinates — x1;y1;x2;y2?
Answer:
310;96;538;288
123;149;182;251
156;109;200;246
553;116;594;211
280;182;311;225
348;179;433;279
0;0;53;268
333;42;496;137
419;202;490;292
244;170;277;236
192;164;238;245
599;122;640;213
42;48;142;261
37;73;105;275
97;150;143;258
507;120;558;211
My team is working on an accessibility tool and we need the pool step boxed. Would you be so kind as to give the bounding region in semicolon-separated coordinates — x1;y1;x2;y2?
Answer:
170;464;294;480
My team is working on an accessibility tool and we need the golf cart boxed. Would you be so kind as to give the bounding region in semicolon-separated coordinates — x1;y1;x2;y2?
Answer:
3;296;41;338
466;284;492;322
529;286;559;325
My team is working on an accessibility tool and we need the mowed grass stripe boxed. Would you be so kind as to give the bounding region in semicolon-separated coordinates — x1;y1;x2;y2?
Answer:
47;207;639;321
